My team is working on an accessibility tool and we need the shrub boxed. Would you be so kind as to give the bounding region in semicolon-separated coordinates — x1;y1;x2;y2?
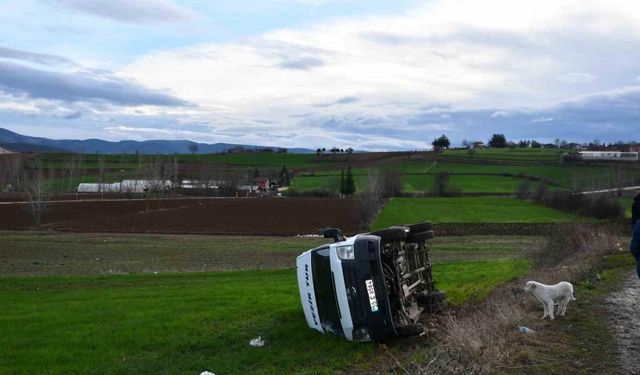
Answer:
515;179;531;199
527;188;622;220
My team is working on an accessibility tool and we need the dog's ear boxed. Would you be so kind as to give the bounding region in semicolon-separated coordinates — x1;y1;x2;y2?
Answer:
531;283;536;288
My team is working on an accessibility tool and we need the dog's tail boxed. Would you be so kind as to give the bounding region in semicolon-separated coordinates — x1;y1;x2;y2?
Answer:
571;292;576;301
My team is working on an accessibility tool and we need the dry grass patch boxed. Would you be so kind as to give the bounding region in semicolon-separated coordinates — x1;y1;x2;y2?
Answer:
409;224;619;374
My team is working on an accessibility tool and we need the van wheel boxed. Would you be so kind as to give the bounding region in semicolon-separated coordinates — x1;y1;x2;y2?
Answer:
394;323;424;337
370;227;407;241
407;230;434;243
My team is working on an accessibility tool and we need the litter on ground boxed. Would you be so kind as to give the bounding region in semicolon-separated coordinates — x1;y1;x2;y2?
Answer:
249;336;265;347
518;326;535;334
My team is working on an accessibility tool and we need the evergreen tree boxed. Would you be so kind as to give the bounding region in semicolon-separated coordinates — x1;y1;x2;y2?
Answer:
278;164;290;186
488;134;507;148
343;166;356;197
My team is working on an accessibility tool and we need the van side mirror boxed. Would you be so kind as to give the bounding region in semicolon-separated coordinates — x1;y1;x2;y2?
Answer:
323;228;342;243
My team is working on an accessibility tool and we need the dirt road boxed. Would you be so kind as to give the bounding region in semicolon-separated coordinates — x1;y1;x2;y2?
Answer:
606;272;640;373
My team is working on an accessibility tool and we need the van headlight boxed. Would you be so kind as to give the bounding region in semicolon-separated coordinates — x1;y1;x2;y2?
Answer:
337;245;355;260
351;327;371;342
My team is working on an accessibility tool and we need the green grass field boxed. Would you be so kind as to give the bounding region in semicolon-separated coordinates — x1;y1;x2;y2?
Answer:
372;197;579;229
402;174;525;193
434;259;529;304
390;160;625;189
31;150;640;194
289;160;628;193
0;232;328;275
618;197;633;219
0;232;532;374
440;148;563;161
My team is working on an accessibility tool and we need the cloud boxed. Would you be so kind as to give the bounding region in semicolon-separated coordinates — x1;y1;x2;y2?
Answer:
278;56;325;70
556;72;596;84
490;111;509;117
314;96;359;107
59;110;82;119
46;0;198;24
531;116;554;123
0;46;75;67
0;61;189;107
6;0;640;149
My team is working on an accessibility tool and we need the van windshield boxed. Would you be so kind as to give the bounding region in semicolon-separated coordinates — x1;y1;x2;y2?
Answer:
311;247;344;336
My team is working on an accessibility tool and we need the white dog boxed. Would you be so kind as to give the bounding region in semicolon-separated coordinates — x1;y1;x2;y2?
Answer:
523;281;576;320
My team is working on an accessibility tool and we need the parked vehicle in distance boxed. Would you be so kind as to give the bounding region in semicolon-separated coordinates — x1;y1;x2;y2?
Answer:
296;223;446;342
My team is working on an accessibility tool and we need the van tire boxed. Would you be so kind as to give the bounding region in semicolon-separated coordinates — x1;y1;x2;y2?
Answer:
370;227;407;241
407;230;434;243
406;222;432;233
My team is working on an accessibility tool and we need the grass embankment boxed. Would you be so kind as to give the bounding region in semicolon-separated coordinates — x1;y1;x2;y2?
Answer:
0;232;531;374
372;197;580;230
502;251;636;373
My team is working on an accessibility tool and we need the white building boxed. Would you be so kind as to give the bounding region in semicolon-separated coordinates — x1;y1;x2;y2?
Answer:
77;180;173;193
77;183;121;193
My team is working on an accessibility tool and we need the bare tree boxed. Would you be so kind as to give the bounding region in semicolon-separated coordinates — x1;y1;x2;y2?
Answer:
433;172;450;196
198;163;218;195
173;154;179;187
360;168;385;226
380;170;403;198
141;155;173;211
3;154;24;192
63;156;77;192
97;155;106;197
0;154;24;192
23;160;52;228
75;154;86;187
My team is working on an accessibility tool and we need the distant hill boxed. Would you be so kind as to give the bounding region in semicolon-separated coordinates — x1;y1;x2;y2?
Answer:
0;142;72;153
0;128;313;154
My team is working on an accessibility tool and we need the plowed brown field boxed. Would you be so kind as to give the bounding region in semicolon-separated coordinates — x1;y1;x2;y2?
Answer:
0;198;362;235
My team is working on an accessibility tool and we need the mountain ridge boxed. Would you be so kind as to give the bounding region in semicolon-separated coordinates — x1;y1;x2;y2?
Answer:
0;128;313;154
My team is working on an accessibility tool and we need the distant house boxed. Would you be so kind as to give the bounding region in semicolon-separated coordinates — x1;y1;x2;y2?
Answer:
238;184;260;193
565;143;583;150
121;179;172;193
471;141;485;149
254;177;270;191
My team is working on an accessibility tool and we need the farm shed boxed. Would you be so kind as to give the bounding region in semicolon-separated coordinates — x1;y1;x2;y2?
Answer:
121;180;173;193
77;183;121;193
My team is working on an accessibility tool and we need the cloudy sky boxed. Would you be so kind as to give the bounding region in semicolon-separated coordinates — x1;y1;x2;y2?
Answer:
1;0;640;150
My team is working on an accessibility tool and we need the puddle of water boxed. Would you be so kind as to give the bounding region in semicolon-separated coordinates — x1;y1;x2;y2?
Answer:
605;273;640;372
